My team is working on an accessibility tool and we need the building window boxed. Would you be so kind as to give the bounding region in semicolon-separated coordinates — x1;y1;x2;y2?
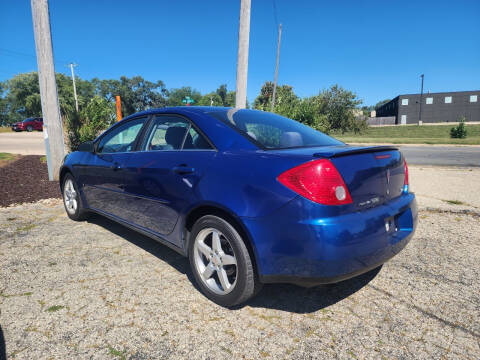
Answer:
470;95;478;102
426;97;433;104
445;96;452;104
401;99;408;106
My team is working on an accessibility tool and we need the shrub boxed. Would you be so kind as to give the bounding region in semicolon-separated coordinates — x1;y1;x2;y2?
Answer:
64;96;115;151
450;117;467;139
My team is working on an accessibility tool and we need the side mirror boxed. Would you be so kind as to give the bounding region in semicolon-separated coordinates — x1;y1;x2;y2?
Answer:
77;141;95;153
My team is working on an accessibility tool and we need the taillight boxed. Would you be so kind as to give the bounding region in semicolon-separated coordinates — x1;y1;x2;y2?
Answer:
403;158;409;193
277;159;352;205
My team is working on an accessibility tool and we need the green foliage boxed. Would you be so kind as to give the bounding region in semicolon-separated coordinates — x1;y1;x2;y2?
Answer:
198;92;223;106
93;76;167;117
167;86;202;107
375;99;391;109
254;82;365;134
65;96;116;151
450;117;468;139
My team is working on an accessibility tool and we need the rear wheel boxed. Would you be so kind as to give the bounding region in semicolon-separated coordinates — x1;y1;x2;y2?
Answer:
26;125;33;132
62;173;88;221
188;215;260;307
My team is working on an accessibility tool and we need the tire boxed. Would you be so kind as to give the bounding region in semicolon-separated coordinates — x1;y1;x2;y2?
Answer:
188;215;260;307
62;173;89;221
26;125;33;132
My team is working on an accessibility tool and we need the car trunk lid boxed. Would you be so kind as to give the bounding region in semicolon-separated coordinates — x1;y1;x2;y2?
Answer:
270;145;406;209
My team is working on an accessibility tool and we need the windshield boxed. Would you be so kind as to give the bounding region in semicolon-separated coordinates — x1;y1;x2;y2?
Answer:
208;109;343;149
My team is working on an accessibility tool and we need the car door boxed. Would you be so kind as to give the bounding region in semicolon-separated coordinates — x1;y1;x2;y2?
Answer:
123;114;216;245
81;116;148;220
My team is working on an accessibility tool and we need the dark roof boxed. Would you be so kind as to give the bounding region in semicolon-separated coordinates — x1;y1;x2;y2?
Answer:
398;90;480;97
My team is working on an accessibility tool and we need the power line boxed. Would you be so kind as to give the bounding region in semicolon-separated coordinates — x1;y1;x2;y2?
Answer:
0;47;71;69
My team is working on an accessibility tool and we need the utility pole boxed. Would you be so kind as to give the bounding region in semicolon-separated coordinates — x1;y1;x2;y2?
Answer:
419;74;424;124
235;0;251;109
270;23;282;112
31;0;65;181
68;63;79;112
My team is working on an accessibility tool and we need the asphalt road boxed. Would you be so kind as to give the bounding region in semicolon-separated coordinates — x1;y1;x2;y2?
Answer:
399;145;480;167
0;131;45;155
0;132;478;166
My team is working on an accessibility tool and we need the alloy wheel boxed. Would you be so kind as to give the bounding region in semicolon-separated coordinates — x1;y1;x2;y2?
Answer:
63;179;78;215
193;228;238;295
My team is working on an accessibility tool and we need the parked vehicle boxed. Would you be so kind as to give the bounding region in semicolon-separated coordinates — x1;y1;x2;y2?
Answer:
60;107;417;307
11;117;43;132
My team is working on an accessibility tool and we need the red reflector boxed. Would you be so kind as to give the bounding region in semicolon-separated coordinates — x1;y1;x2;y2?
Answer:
404;158;409;185
375;154;391;159
277;159;353;205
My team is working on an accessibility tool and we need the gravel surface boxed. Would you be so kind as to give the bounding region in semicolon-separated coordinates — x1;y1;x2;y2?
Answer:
1;171;479;359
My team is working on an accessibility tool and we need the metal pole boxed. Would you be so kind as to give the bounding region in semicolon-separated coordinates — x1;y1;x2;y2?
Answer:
69;63;79;112
235;0;251;109
271;23;282;112
31;0;65;181
419;74;424;124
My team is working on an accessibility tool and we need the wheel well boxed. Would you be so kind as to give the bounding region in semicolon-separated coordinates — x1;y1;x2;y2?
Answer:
184;205;259;275
59;167;71;190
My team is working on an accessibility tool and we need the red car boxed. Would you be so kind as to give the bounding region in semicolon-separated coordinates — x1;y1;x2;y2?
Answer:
11;117;43;132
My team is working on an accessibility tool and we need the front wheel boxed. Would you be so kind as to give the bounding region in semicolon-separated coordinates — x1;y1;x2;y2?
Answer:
62;173;88;221
26;125;33;132
188;215;261;307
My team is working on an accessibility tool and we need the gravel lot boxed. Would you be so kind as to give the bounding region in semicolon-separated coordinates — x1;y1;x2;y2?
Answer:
1;167;479;359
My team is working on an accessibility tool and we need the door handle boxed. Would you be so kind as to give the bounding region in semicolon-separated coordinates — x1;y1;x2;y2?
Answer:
172;165;195;175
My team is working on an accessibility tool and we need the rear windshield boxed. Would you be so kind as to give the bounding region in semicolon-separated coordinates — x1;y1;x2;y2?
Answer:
208;109;343;149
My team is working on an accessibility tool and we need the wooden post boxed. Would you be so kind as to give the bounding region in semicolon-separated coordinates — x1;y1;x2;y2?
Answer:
116;95;122;121
235;0;251;109
31;0;65;181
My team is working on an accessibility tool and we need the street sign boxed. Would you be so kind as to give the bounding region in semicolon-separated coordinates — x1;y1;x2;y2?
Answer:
182;96;195;106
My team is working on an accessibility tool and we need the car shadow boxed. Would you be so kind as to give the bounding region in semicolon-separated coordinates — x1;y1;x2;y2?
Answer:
242;266;381;313
87;215;191;276
87;214;381;314
0;324;6;360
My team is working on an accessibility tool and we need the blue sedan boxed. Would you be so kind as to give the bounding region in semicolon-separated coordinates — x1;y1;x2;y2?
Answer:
60;107;417;306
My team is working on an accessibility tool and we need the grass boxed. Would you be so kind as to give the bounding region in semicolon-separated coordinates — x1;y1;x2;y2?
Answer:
333;124;480;145
0;127;12;133
46;305;65;312
107;346;127;360
442;199;466;205
0;152;20;167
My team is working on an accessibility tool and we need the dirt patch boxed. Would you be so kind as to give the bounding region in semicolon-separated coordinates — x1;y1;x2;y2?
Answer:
0;155;60;207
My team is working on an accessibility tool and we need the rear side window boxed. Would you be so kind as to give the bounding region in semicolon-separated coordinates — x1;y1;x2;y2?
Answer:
208;109;343;149
143;115;212;151
97;117;146;153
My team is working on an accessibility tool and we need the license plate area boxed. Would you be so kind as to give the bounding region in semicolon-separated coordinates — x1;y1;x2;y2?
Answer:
384;216;397;233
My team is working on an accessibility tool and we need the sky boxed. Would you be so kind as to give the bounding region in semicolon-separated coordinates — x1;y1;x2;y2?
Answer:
1;0;479;106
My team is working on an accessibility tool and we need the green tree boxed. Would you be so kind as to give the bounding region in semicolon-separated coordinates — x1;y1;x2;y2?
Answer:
198;92;223;106
253;81;274;110
93;76;167;116
375;98;391;109
316;84;363;133
167;86;202;106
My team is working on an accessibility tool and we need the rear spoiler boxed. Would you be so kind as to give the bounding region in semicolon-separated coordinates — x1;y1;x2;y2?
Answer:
313;146;399;159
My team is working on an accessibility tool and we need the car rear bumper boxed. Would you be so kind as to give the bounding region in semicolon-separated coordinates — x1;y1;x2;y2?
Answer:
242;193;418;286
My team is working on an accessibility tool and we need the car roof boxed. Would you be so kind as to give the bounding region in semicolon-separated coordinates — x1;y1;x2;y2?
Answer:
120;106;236;121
